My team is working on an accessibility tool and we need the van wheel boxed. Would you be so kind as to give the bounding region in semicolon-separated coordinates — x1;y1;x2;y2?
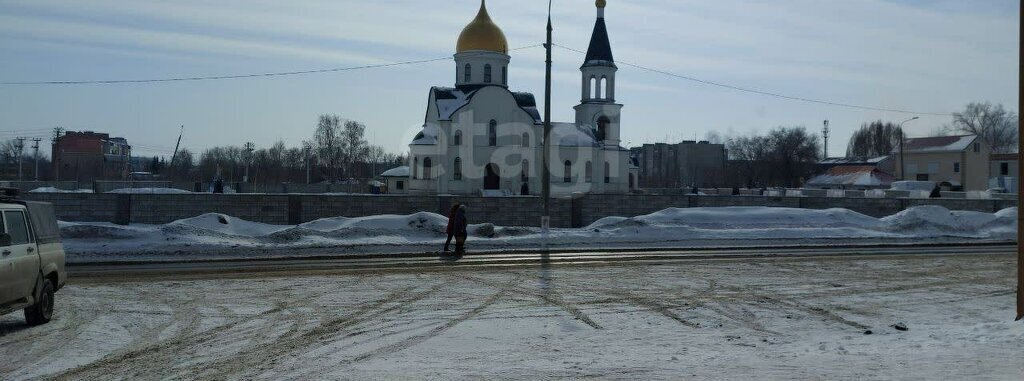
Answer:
25;280;54;326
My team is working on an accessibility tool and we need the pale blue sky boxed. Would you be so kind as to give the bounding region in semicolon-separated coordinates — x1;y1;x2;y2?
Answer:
0;0;1018;157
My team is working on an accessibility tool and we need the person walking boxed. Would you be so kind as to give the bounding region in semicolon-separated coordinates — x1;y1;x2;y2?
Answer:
453;204;468;255
443;203;460;252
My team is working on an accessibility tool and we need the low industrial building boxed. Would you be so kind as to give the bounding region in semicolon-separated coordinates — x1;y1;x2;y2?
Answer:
893;135;990;191
989;153;1018;192
804;166;896;190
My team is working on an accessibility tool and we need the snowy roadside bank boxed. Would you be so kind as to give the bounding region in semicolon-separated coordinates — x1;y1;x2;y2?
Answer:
57;205;1017;262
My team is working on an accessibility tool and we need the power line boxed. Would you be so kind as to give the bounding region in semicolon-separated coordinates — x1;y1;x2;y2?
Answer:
0;45;544;86
552;43;951;116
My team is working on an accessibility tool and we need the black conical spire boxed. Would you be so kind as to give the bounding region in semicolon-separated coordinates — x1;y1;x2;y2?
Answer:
583;4;615;68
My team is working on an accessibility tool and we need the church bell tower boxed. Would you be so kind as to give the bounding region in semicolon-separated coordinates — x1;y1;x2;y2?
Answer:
574;0;621;147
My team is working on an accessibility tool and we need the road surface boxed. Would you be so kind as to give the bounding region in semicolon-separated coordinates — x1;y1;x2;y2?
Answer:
1;245;1021;380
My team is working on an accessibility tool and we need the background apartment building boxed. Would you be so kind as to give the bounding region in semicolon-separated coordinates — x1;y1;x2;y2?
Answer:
635;140;727;188
52;131;131;182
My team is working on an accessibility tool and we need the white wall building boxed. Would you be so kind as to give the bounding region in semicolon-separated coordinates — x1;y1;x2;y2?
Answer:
403;0;636;196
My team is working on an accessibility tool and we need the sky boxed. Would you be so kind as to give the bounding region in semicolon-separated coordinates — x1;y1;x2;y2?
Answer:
0;0;1019;158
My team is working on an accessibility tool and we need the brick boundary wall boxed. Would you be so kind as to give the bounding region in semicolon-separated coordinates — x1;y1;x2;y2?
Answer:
19;193;1018;228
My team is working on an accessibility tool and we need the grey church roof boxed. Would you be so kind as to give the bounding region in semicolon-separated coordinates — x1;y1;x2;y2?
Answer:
551;122;600;147
430;86;541;123
582;16;615;68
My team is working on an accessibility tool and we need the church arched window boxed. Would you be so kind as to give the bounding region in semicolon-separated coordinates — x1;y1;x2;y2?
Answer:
522;132;530;147
413;157;418;179
521;159;529;181
464;64;472;82
488;120;497;146
484;64;492;83
454;157;463;180
596;116;610;141
564;160;572;183
585;161;593;183
599;76;608;99
502;66;507;85
423;157;432;180
453;130;462;146
604;161;611;183
589;76;597;99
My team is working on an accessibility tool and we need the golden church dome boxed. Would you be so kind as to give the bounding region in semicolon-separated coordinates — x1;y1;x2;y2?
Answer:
596;0;607;8
456;0;508;54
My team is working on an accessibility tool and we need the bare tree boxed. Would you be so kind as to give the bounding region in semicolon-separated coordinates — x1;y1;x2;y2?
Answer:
314;114;344;182
846;121;901;157
768;126;821;187
340;120;367;179
949;102;1019;153
726;135;770;188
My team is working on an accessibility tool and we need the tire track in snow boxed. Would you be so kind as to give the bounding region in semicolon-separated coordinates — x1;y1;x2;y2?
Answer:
464;273;603;330
197;283;444;380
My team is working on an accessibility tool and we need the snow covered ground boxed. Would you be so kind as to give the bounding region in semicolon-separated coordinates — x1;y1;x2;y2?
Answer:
1;254;1020;379
59;206;1017;262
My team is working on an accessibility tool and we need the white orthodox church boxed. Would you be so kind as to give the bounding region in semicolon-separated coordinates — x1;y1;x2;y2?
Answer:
398;0;636;195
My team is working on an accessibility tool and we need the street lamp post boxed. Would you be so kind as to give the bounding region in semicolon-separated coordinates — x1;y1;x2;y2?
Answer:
898;116;920;181
541;0;553;231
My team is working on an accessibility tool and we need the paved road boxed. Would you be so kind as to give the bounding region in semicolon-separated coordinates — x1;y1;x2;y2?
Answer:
2;245;1021;380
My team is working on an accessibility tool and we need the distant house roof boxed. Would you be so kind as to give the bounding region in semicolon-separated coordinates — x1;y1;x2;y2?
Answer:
380;166;410;178
895;135;978;153
990;153;1019;161
819;156;890;166
805;166;896;188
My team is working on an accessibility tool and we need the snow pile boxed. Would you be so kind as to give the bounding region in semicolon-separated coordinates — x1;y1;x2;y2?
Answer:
301;212;446;234
882;206;1016;238
57;206;1017;258
30;187;94;193
107;188;192;194
171;214;291;237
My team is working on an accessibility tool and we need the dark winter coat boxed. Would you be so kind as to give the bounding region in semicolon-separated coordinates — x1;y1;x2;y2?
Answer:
446;208;457;235
453;207;468;236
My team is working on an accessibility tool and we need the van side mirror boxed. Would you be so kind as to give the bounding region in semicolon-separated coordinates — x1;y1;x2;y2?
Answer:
0;233;11;247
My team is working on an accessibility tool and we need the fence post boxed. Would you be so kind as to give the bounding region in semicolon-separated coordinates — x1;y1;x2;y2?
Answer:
114;194;131;225
287;195;302;225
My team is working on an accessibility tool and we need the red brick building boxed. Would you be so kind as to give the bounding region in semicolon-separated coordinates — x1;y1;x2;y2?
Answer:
51;131;131;181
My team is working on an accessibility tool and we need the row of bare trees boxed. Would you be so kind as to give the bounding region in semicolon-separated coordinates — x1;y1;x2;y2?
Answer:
164;114;405;184
726;126;822;188
847;102;1019;157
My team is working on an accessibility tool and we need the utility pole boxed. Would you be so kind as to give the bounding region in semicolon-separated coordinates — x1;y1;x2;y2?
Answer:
541;0;553;231
14;137;25;181
31;138;41;181
51;127;64;181
822;120;830;159
243;142;255;183
304;142;312;185
1016;0;1022;322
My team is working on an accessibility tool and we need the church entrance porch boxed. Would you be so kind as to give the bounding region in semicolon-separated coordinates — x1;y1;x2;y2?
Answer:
484;163;501;190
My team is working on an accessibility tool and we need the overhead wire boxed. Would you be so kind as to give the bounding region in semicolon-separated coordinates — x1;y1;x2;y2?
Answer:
0;45;544;86
552;43;951;116
0;40;954;116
